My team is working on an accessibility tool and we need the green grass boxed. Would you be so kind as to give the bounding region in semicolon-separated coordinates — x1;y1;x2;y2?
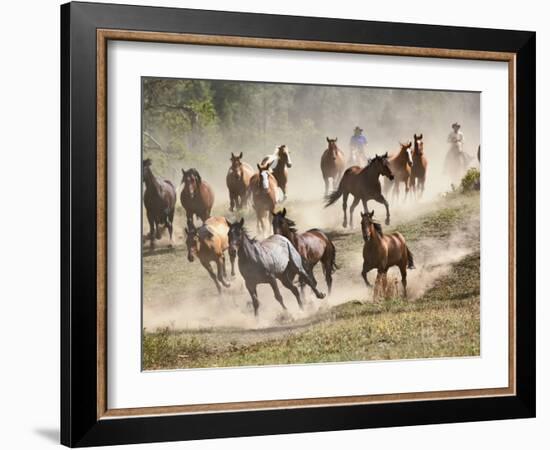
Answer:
142;192;480;370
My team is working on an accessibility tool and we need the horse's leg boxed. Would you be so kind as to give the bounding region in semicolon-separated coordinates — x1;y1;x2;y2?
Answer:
400;264;408;299
324;177;329;197
405;177;411;202
374;193;391;225
216;257;231;288
342;192;349;228
245;281;260;316
201;260;222;294
362;199;368;214
373;271;382;301
268;277;287;311
146;210;155;248
229;190;235;212
381;271;389;299
361;262;371;287
166;210;175;247
349;196;360;229
279;272;303;310
229;251;236;277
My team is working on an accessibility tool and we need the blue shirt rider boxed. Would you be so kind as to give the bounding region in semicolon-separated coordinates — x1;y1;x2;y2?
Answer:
349;126;368;164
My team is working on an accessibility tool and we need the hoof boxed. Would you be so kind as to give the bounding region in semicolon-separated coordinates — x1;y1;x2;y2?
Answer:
385;218;391;225
316;292;326;299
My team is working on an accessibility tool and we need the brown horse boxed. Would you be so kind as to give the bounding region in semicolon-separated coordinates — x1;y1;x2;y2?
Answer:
248;164;278;236
272;208;338;295
325;153;394;228
226;152;254;211
185;216;235;294
142;159;176;248
411;134;428;199
261;145;292;200
320;137;346;196
180;168;215;227
383;141;413;202
360;210;414;300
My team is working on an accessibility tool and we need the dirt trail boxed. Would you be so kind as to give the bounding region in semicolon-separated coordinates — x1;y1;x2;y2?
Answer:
143;192;479;350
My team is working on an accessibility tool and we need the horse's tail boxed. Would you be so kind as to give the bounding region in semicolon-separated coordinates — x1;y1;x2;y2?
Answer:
322;239;339;275
406;245;415;269
324;177;344;207
286;242;314;282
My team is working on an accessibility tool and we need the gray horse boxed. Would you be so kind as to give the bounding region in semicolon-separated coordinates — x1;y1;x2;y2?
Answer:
227;218;325;316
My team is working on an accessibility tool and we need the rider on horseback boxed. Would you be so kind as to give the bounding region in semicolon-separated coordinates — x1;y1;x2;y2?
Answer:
349;126;369;166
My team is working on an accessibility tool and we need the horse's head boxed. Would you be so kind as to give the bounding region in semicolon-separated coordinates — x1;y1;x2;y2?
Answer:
400;141;413;167
226;217;245;258
257;164;271;192
271;208;294;236
360;210;376;242
230;152;244;179
181;168;202;197
142;158;153;180
413;134;424;156
372;153;394;180
326;137;339;159
184;223;199;262
278;145;292;168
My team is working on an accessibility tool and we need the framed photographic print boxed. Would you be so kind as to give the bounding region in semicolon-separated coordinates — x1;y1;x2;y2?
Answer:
61;1;536;447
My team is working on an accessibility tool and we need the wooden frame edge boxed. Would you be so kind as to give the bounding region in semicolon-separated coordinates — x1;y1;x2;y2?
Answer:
95;28;517;421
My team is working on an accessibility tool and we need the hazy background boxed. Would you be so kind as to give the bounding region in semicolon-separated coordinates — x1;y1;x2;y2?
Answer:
142;77;480;199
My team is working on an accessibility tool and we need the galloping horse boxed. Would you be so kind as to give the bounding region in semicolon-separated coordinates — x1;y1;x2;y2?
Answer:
410;134;428;199
325;154;394;228
320;137;346;196
272;208;338;294
383;141;413;202
261;145;292;200
142;159;176;248
360;210;415;300
226;152;254;211
185;216;234;294
180;168;215;227
227;218;325;317
248;164;278;237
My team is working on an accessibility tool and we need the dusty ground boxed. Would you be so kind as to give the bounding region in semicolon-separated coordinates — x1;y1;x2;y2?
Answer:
142;189;480;370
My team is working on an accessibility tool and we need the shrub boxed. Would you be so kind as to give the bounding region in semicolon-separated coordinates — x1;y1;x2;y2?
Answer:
461;168;480;192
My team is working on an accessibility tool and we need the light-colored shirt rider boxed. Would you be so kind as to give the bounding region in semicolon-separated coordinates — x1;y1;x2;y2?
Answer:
447;123;464;153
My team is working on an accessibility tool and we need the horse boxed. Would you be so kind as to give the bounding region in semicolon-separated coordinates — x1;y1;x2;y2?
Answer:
383;141;413;202
227;218;325;316
360;210;415;300
410;134;428;199
320;137;346;196
185;216;235;294
325;153;394;228
142;159;176;248
180;168;215;227
261;144;292;200
226;152;254;212
272;208;338;295
248;164;278;237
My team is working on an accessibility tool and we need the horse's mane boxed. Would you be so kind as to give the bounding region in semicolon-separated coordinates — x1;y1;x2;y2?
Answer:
372;221;383;235
280;217;298;233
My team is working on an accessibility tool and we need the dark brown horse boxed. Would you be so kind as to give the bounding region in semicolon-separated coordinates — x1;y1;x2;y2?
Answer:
411;134;428;199
226;152;254;211
383;141;413;202
272;208;338;294
360;210;414;300
180;168;215;227
142;159;176;248
261;145;292;200
185;216;234;294
320;137;346;196
325;154;394;228
248;164;278;236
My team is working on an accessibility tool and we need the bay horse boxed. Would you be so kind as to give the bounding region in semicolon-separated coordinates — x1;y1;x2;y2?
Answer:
142;159;176;248
185;216;235;294
383;141;413;202
320;137;346;196
180;168;215;227
261;145;292;200
325;153;394;228
248;164;278;237
226;152;254;211
411;134;428;199
272;208;338;295
227;218;325;316
360;210;415;300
